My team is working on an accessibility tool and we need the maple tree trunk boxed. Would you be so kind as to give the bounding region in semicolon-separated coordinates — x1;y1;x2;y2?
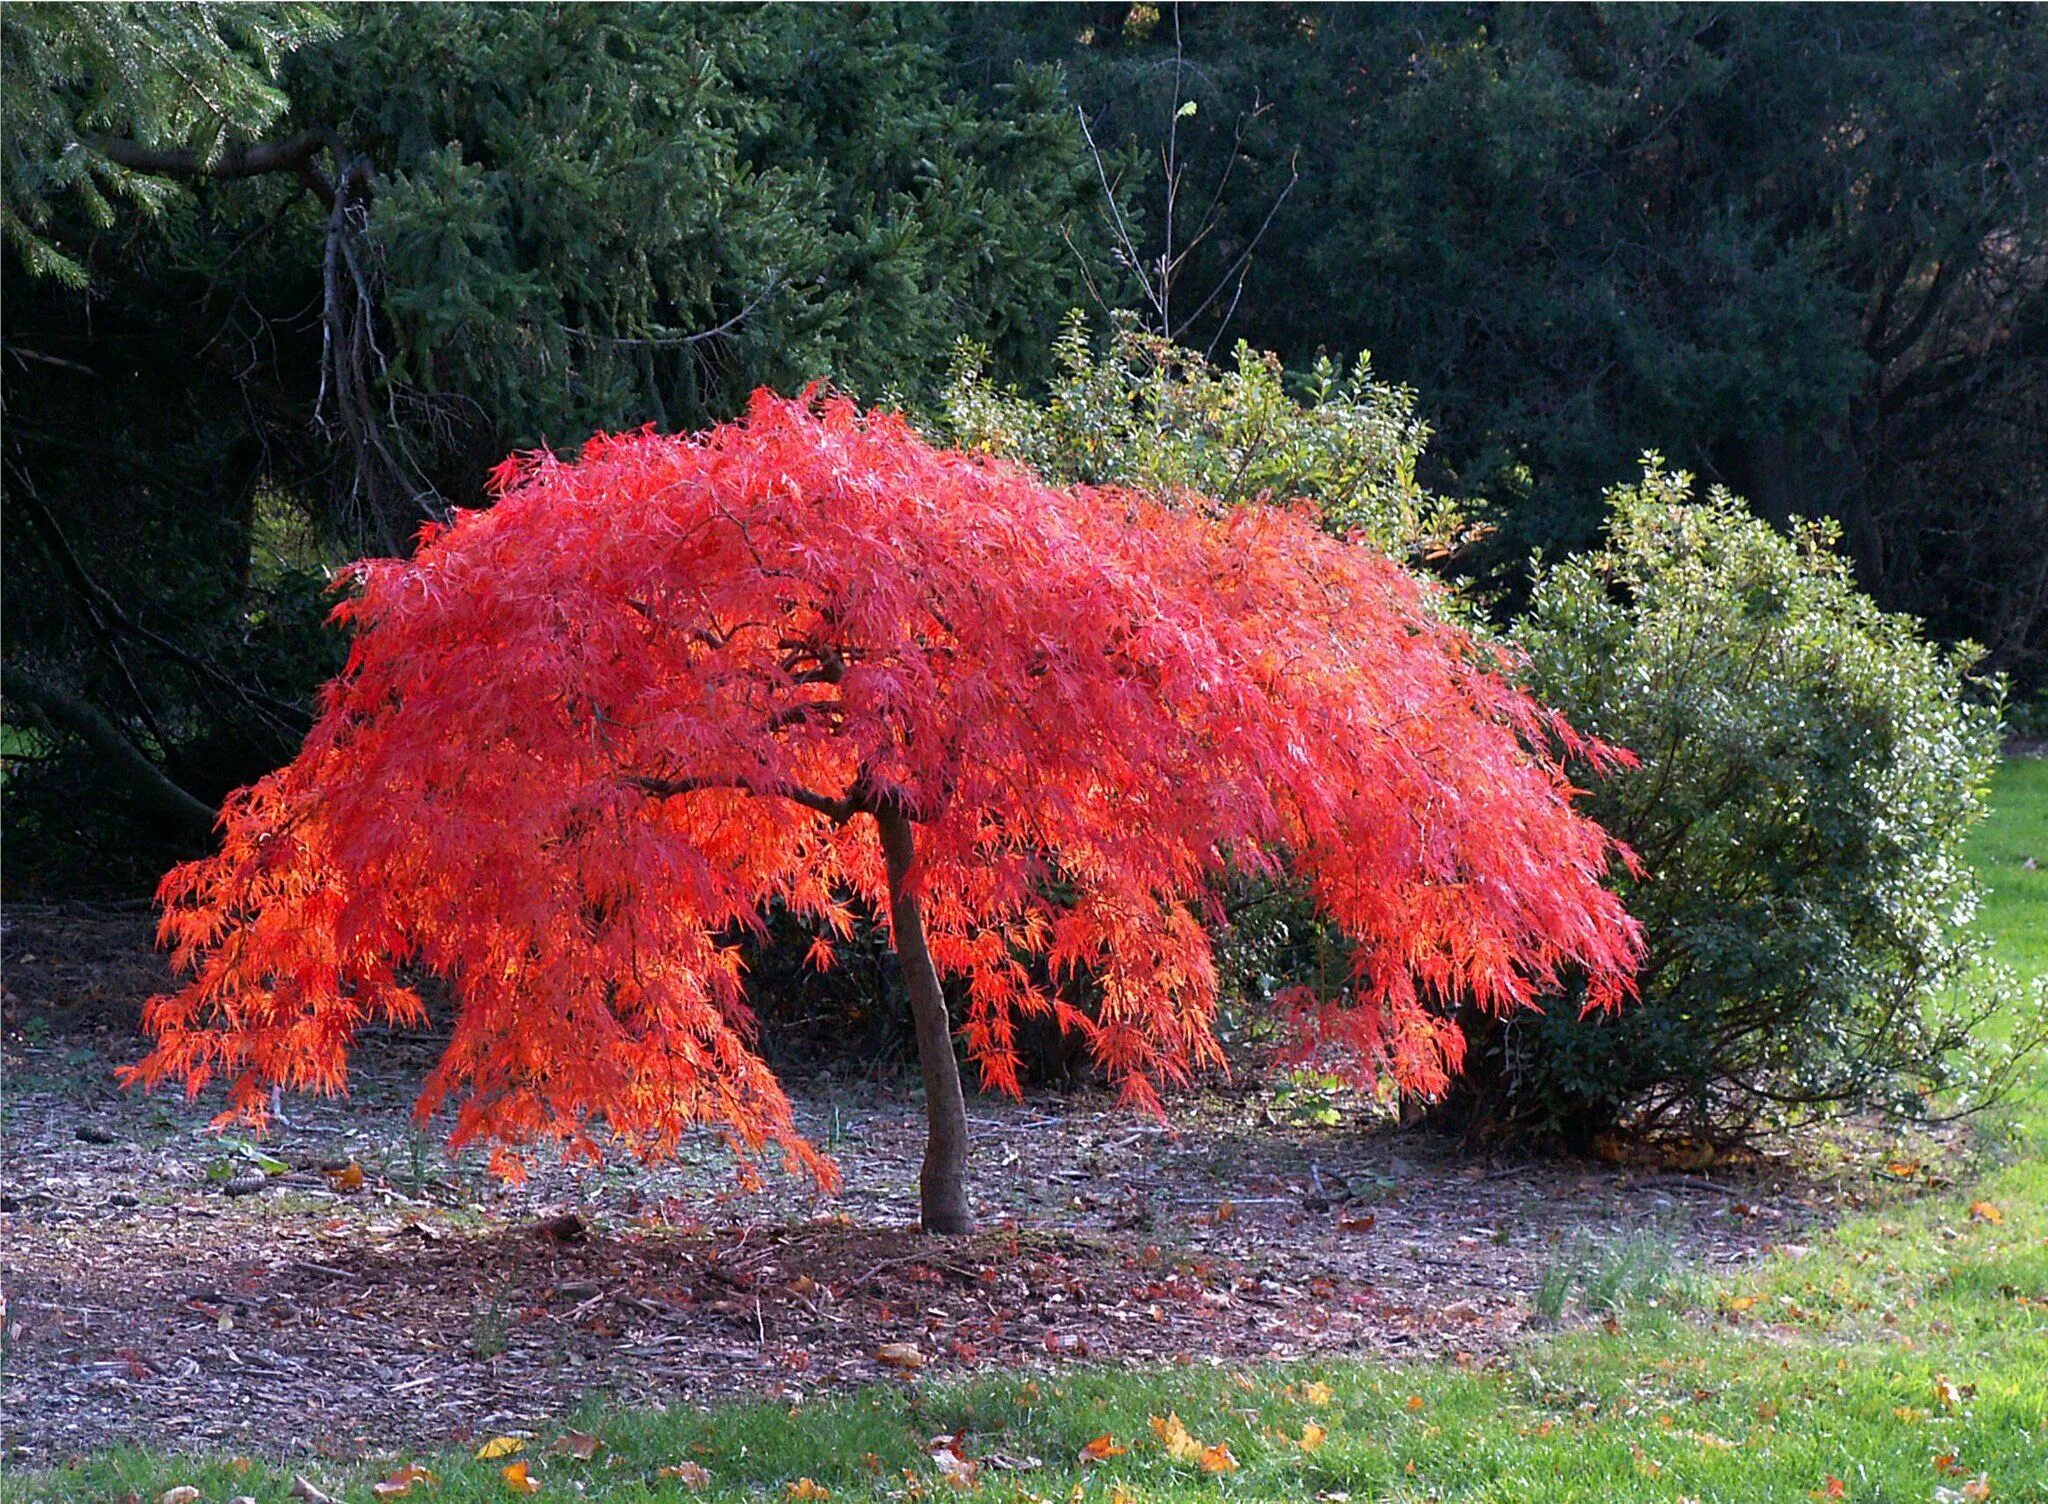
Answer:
876;806;975;1234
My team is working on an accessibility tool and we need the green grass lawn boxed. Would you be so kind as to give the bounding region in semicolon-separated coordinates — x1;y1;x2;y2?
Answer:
12;765;2047;1503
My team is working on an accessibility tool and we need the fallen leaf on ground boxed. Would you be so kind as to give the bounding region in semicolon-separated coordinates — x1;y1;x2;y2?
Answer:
786;1481;830;1501
1079;1435;1126;1463
1299;1421;1328;1452
1820;1477;1847;1500
656;1463;710;1490
876;1342;925;1371
291;1479;339;1504
372;1466;435;1497
326;1162;366;1192
476;1438;524;1461
1968;1201;2003;1224
501;1461;541;1495
930;1444;978;1490
1301;1381;1335;1405
161;1489;201;1504
552;1432;601;1461
1150;1413;1200;1464
1198;1443;1239;1474
1109;1487;1140;1504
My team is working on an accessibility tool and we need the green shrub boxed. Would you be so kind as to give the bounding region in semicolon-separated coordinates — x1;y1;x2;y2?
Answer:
937;310;1469;561
1452;466;2044;1147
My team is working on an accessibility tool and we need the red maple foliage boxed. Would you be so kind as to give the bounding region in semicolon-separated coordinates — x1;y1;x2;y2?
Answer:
125;390;1641;1227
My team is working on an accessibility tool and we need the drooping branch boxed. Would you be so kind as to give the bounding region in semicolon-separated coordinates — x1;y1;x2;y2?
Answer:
90;130;337;202
8;461;312;739
0;663;217;844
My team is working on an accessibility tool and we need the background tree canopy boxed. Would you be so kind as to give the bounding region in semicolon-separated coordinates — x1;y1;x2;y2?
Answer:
5;0;2044;895
953;2;2047;678
1;1;1125;888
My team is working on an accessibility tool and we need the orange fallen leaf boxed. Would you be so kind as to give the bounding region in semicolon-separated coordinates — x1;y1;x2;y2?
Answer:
372;1466;435;1498
1961;1475;1993;1502
1108;1486;1140;1504
1405;1395;1425;1412
785;1481;831;1501
1820;1476;1847;1500
476;1438;524;1461
876;1342;926;1371
1968;1201;2004;1225
656;1462;710;1490
327;1161;366;1192
1885;1160;1921;1179
500;1462;541;1495
551;1432;601;1461
1150;1412;1200;1464
1198;1443;1239;1474
1298;1421;1328;1452
1079;1434;1127;1463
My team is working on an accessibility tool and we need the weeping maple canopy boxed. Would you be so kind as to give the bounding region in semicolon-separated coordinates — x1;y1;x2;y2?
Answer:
127;390;1642;1187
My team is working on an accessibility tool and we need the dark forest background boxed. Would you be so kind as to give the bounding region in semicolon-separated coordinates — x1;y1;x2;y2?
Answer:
6;2;2045;893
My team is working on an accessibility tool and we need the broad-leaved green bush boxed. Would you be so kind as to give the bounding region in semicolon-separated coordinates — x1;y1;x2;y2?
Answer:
1452;467;2044;1147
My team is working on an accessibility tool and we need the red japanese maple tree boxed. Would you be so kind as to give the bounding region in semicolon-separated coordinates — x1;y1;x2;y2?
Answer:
127;390;1641;1232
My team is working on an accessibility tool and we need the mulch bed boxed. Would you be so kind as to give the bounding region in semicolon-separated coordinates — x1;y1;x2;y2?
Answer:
3;901;1868;1462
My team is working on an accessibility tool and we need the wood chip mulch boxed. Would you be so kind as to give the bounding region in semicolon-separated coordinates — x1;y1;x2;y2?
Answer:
3;901;1881;1463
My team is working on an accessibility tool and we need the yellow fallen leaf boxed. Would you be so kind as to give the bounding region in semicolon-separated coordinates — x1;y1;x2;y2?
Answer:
1108;1486;1140;1504
1935;1375;1965;1413
1079;1434;1126;1463
786;1481;831;1501
1301;1380;1335;1405
500;1462;541;1495
1150;1412;1200;1463
476;1437;524;1461
875;1342;926;1371
1299;1421;1328;1452
656;1463;710;1490
1724;1294;1760;1313
552;1432;601;1461
1198;1443;1239;1474
1968;1201;2004;1225
372;1466;435;1498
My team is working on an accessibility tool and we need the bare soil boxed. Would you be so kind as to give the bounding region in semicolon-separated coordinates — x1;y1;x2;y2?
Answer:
3;901;1871;1463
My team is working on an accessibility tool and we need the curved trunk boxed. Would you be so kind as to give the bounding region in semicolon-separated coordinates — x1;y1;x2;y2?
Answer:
875;806;975;1234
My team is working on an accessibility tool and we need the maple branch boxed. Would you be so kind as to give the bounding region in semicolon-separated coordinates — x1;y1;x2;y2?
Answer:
628;773;862;824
